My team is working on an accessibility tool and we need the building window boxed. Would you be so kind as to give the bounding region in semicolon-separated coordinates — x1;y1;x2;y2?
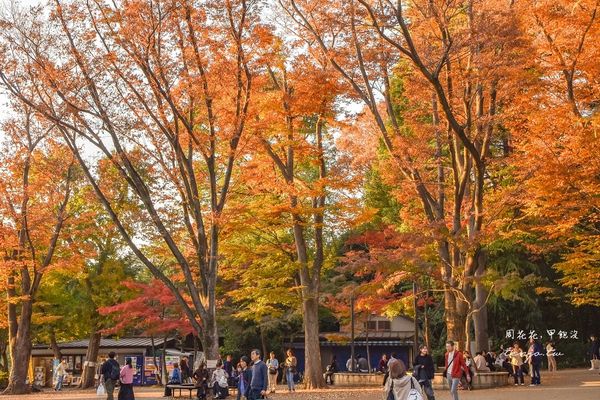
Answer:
378;320;391;331
365;321;377;331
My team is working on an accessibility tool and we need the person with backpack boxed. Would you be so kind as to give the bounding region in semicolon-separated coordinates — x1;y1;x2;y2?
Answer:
383;359;422;400
413;345;436;400
236;356;252;400
101;352;121;400
444;341;470;400
118;358;135;400
210;360;230;399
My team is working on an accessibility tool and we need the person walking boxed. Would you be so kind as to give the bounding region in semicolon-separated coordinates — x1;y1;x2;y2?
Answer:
414;345;436;400
589;335;600;370
383;359;421;400
444;340;470;400
546;342;557;372
101;352;121;400
249;349;268;400
54;359;68;391
527;338;543;386
510;342;525;386
284;349;297;392
236;356;252;400
118;358;135;400
266;351;279;394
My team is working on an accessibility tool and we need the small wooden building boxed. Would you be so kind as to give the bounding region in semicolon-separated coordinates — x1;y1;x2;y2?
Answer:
31;337;181;387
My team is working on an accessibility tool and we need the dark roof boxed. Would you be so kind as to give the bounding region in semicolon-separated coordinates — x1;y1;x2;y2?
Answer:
33;337;173;349
322;331;414;340
287;340;413;348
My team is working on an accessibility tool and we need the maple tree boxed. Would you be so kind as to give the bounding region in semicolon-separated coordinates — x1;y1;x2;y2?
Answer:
0;103;82;394
0;0;261;361
508;0;600;306
281;0;531;350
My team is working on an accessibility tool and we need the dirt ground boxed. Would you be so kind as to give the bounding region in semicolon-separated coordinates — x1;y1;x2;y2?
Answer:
3;368;599;400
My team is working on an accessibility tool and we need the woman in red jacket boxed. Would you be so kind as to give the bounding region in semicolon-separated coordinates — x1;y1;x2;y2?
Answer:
444;341;471;400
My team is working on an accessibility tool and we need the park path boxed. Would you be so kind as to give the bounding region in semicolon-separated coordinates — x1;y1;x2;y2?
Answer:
2;368;598;400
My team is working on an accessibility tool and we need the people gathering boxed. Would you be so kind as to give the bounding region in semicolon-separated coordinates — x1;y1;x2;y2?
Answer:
89;334;600;400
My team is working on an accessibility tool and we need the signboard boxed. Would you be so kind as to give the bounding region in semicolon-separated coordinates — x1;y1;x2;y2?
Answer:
143;357;160;386
206;359;218;369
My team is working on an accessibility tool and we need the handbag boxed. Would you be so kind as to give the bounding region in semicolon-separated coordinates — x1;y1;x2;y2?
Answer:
96;383;106;396
407;378;423;400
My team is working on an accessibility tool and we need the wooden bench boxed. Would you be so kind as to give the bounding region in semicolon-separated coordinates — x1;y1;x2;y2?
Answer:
167;384;195;399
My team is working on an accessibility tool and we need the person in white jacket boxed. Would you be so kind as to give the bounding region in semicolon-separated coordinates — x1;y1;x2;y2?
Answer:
383;359;422;400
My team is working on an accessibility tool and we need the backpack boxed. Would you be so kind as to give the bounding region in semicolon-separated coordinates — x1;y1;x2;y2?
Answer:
407;378;423;400
109;360;120;381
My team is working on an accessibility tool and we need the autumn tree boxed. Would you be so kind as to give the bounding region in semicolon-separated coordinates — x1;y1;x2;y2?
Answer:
0;0;262;359
281;0;530;350
232;41;361;386
0;104;80;394
509;0;600;306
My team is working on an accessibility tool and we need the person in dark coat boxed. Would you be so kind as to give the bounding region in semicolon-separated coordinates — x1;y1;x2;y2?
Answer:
180;357;192;383
323;356;339;385
100;352;120;400
193;361;209;400
528;338;543;385
248;349;268;400
236;356;252;400
414;345;436;400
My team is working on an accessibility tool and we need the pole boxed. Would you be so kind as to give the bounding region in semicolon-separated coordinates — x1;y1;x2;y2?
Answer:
350;294;355;372
413;280;419;367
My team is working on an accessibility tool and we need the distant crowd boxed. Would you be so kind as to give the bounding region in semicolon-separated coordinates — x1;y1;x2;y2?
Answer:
88;334;600;400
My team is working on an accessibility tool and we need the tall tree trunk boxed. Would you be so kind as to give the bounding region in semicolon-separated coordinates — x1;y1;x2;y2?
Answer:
79;330;101;389
49;330;62;360
4;301;33;395
472;251;489;352
260;327;268;362
151;335;162;386
365;313;371;372
200;316;220;360
301;290;323;389
161;334;168;385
